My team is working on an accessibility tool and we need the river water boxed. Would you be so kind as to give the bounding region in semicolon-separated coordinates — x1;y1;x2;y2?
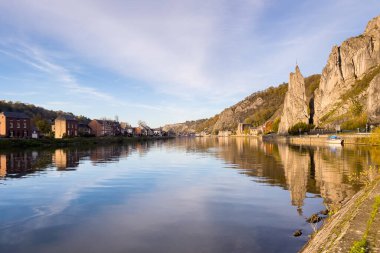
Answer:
0;137;377;253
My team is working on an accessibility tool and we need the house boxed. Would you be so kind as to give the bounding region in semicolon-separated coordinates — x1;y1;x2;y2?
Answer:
250;128;263;136
88;119;121;137
218;130;232;137
153;128;163;136
0;112;31;138
120;122;133;136
54;115;78;139
78;123;92;136
133;127;143;136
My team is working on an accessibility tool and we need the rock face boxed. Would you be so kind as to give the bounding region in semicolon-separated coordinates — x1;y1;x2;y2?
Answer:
278;66;309;134
368;73;380;123
314;15;380;125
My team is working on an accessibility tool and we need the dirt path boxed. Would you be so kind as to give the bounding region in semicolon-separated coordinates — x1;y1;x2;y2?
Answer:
301;179;380;253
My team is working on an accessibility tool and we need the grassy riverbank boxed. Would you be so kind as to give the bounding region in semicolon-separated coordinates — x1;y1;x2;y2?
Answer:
301;168;380;253
261;133;377;146
0;136;175;149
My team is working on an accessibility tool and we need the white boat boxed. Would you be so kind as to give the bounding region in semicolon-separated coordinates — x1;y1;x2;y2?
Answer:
327;135;344;145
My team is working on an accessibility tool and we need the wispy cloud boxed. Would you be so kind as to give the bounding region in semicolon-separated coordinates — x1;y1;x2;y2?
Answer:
0;0;379;125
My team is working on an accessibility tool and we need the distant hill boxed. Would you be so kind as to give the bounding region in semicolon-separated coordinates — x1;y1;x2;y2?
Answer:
0;100;68;121
163;74;320;134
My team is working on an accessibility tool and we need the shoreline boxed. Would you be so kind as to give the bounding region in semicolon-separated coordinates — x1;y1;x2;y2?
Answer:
300;176;380;253
262;134;373;146
211;133;376;146
0;136;175;150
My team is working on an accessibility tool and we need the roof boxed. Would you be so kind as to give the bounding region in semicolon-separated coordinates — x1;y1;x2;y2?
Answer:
0;112;30;119
56;115;77;121
78;123;90;128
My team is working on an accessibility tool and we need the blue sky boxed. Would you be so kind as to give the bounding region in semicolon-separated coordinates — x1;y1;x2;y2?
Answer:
0;0;379;127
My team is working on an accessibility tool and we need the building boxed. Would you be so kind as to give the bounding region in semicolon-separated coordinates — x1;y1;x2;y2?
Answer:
88;119;121;137
250;128;263;136
0;112;31;138
218;130;232;137
78;123;92;136
54;115;78;139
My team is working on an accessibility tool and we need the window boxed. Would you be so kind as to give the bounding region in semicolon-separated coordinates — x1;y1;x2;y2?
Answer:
23;121;27;129
17;121;20;128
10;122;13;128
10;131;13;137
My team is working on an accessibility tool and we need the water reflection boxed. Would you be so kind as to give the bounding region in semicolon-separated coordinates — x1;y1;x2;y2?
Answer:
0;138;379;253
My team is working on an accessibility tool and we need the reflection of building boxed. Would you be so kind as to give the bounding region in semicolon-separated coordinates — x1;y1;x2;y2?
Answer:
0;112;31;138
0;153;34;177
0;155;6;177
90;146;123;163
53;149;80;170
54;115;78;139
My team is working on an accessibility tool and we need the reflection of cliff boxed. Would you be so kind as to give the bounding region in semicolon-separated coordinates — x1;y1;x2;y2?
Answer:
186;137;288;186
278;145;310;210
313;147;357;208
184;138;367;213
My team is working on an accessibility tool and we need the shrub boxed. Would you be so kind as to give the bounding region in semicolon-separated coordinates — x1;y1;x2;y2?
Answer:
341;114;367;130
272;118;280;133
288;122;314;135
370;127;380;145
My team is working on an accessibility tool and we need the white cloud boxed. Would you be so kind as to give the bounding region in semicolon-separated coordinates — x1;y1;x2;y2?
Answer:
0;0;267;100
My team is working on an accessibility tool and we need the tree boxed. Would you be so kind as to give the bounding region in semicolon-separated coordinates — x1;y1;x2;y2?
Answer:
35;119;51;134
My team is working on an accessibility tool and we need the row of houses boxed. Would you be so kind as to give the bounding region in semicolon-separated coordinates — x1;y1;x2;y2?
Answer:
0;112;166;139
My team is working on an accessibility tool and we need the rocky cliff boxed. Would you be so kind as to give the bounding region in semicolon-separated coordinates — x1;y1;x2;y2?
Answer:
368;73;380;123
163;75;320;134
278;66;309;134
313;15;380;127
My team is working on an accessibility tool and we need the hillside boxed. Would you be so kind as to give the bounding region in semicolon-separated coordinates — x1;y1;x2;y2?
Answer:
0;100;88;133
0;100;70;120
163;74;320;134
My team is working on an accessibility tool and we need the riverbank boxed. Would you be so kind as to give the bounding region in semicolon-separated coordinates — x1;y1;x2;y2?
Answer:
0;136;175;149
262;133;373;146
301;174;380;253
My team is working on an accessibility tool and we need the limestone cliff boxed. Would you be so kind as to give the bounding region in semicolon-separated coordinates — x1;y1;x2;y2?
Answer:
314;15;380;126
368;73;380;123
278;66;309;134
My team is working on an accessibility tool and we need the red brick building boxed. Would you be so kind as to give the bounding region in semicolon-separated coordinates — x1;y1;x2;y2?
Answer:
89;119;121;137
0;112;31;138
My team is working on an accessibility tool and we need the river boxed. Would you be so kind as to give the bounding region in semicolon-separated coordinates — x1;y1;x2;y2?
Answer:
0;137;377;253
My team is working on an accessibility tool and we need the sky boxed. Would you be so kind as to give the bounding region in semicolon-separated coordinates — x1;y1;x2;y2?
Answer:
0;0;379;127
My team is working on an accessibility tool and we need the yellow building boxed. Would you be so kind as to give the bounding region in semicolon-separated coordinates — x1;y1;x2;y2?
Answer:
54;115;78;139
